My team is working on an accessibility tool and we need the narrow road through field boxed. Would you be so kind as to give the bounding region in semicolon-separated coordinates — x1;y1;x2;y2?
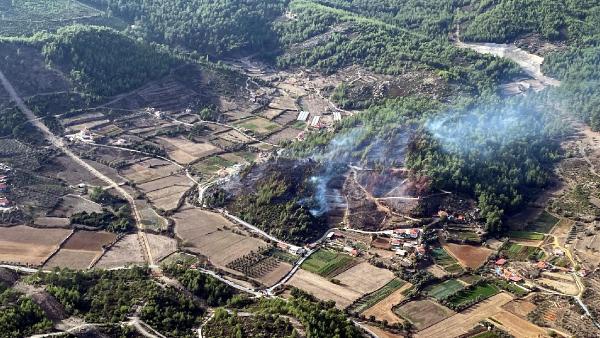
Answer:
0;69;154;265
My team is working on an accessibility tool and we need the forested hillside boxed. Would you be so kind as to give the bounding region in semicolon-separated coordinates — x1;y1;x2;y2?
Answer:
41;25;179;96
275;0;522;95
462;0;600;44
83;0;288;56
289;94;564;232
544;46;600;130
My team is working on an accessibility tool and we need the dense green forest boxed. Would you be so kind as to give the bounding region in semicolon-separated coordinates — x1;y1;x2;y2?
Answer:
83;0;288;56
29;267;231;338
462;0;600;44
543;46;600;130
255;288;362;338
40;25;178;96
275;0;522;95
0;282;53;338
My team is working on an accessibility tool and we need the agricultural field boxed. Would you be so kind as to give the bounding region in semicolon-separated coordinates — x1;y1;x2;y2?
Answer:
146;234;177;263
136;199;168;232
352;278;407;314
234;116;281;135
431;247;463;274
500;242;544;261
154;136;219;165
94;234;146;269
226;250;293;286
527;211;559;233
425;279;465;301
537;272;579;295
445;282;500;310
0;226;72;266
334;262;395;294
508;231;545;241
191;155;241;181
173;207;266;268
287;269;362;309
396;299;455;331
300;249;357;278
443;243;493;270
360;281;412;325
423;292;549;338
416;293;514;338
44;249;98;269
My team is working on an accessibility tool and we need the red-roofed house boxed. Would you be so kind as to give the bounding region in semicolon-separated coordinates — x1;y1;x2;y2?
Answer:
496;258;507;266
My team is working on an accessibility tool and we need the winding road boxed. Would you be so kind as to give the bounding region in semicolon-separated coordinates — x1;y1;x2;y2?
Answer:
0;69;155;265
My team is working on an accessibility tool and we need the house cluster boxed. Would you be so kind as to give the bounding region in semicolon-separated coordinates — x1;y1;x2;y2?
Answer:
370;228;424;258
0;164;12;209
276;242;307;256
66;128;98;143
494;258;524;282
145;107;164;119
325;230;360;257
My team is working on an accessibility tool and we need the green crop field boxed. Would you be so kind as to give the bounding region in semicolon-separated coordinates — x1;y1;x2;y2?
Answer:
350;278;406;314
501;243;543;261
528;211;559;233
432;247;463;274
0;0;125;37
446;282;499;309
425;279;465;300
493;279;529;297
301;249;356;277
508;231;545;241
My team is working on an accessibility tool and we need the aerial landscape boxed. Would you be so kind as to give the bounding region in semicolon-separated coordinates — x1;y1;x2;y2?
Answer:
0;0;599;337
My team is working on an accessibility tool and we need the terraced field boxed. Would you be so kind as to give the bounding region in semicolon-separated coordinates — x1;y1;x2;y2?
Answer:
300;249;357;278
425;279;465;301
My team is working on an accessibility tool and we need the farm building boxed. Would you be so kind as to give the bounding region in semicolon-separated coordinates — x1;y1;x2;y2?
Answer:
333;111;342;121
393;228;420;239
310;115;321;127
297;111;309;121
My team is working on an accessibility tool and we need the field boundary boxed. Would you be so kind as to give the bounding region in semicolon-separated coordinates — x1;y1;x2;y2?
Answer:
40;229;75;267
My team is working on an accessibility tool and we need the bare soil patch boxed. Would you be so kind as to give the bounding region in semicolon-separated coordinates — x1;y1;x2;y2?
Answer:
156;136;219;164
416;292;514;338
287;269;361;309
146;234;177;262
0;226;71;266
62;231;116;251
265;127;301;144
362;283;413;324
502;299;537;318
334;262;395;294
256;261;293;286
94;234;145;269
44;249;99;269
173;208;266;267
48;195;102;218
443;243;492;269
397;299;455;331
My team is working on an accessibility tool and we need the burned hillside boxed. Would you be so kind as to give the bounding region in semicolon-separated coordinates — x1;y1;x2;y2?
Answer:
221;159;328;244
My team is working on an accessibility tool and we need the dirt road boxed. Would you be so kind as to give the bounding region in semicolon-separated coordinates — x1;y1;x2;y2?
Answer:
0;69;154;265
455;26;560;88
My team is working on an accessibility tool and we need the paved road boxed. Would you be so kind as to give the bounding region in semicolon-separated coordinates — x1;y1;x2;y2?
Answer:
0;69;154;265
